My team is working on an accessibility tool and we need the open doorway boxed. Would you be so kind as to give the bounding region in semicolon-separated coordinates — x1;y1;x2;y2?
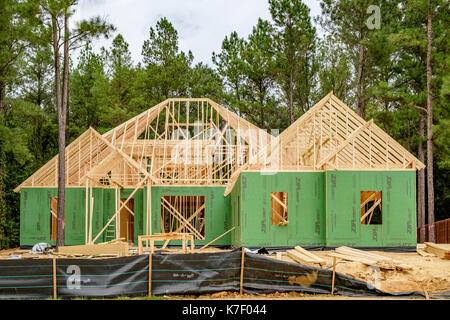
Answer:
119;198;134;242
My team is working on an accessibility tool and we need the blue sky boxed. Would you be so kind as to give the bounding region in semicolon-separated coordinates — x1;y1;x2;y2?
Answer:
73;0;323;66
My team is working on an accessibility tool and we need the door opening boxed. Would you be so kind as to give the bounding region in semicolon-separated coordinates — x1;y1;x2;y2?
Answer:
119;198;134;242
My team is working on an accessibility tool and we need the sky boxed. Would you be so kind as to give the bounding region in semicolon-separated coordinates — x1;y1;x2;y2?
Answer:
72;0;323;67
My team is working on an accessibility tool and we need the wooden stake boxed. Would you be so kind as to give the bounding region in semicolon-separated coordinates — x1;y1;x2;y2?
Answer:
240;247;245;295
148;252;152;297
53;256;57;299
331;256;336;295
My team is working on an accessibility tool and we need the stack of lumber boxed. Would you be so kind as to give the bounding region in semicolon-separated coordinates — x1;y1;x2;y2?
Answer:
416;244;435;257
424;243;450;260
327;246;412;271
56;240;129;257
286;246;327;266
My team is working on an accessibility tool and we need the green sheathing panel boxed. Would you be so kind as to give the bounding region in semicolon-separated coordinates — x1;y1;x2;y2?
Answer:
20;188;87;246
20;188;55;246
64;188;87;245
326;171;416;247
235;171;326;247
148;186;231;246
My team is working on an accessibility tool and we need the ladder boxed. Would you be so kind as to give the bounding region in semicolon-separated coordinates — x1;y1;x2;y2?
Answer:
105;218;116;242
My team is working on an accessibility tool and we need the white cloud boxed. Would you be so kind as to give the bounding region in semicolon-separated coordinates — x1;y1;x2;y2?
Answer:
71;0;322;67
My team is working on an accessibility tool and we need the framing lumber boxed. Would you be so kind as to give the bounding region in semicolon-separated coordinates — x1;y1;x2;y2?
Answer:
198;227;235;251
287;250;318;265
424;243;450;259
326;252;380;267
294;246;326;266
335;246;412;270
57;242;129;256
16;95;424;195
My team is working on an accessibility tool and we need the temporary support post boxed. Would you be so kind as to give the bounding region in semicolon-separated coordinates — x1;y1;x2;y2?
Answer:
85;180;89;244
89;187;94;244
146;180;151;249
198;227;235;251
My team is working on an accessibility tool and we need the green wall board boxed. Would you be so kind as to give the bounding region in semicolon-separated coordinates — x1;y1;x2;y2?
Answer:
20;188;88;246
326;171;417;247
232;171;326;247
19;170;417;248
20;188;56;246
147;186;231;246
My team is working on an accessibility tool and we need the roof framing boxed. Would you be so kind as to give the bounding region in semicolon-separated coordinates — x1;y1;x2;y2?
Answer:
15;98;273;192
223;92;425;196
16;94;424;194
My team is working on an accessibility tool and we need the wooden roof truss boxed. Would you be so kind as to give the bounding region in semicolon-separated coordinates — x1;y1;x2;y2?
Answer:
224;92;425;196
15;98;272;191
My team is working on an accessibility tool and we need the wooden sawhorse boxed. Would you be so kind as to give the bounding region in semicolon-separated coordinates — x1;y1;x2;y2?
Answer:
138;233;195;254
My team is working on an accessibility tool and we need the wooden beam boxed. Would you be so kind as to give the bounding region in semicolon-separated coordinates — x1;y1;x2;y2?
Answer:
198;227;235;251
360;198;381;223
316;120;373;169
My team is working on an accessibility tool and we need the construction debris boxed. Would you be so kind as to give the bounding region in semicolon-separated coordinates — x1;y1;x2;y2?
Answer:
424;243;450;260
286;246;327;266
416;244;435;257
294;246;327;266
327;246;413;271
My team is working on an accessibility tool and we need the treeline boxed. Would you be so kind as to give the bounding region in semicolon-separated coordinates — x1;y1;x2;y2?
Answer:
0;0;448;248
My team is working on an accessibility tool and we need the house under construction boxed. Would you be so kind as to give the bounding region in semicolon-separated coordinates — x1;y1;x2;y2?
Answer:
15;93;425;248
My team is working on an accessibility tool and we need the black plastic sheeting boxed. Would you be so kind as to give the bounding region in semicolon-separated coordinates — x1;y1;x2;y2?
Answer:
0;248;448;299
246;246;418;253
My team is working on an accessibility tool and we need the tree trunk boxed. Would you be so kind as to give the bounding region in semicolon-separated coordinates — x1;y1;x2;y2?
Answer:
52;13;64;249
426;0;435;243
418;113;426;242
287;22;295;124
356;35;365;118
0;83;3;249
0;155;3;250
289;64;294;124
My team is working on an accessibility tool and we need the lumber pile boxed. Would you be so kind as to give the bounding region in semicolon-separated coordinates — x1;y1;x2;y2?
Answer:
416;244;435;257
327;246;412;271
424;243;450;260
286;246;327;266
56;240;129;257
